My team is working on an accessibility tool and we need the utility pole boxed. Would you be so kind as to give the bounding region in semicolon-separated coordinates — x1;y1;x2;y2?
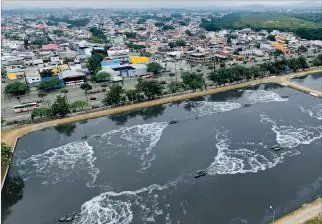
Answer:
175;61;178;82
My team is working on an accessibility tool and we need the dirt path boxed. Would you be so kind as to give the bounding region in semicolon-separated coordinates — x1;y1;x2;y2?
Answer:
274;199;322;224
1;68;321;186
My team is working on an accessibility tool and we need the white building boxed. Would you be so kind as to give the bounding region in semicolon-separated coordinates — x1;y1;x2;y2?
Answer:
107;46;130;57
25;70;41;86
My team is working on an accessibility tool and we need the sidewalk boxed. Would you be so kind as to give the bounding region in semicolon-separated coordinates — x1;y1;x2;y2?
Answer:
274;199;322;224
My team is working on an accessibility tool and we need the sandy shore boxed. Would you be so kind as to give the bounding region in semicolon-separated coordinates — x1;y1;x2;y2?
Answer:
1;68;321;184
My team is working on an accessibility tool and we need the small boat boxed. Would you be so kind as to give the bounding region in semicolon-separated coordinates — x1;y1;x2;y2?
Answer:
281;96;289;98
193;170;207;178
169;120;178;124
271;144;283;151
59;217;66;222
243;104;252;107
82;135;88;140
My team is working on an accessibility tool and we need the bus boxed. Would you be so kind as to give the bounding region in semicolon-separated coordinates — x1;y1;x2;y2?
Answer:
139;73;154;80
13;102;39;113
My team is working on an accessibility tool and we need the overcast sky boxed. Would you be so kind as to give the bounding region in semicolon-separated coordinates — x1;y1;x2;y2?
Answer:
2;0;319;9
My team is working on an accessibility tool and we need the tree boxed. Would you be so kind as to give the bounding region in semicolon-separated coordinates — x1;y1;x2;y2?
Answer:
136;79;164;99
38;78;63;91
267;35;276;41
70;100;88;111
297;56;309;70
147;62;163;74
124;32;137;39
155;22;165;27
86;53;104;75
168;81;184;93
102;84;125;105
3;82;30;96
1;142;12;167
162;25;175;30
181;72;205;92
199;34;206;40
95;71;111;82
298;45;308;53
80;83;92;102
185;30;192;36
125;89;143;102
1;66;6;78
38;91;47;101
60;89;69;103
51;95;70;117
274;49;284;56
31;107;52;120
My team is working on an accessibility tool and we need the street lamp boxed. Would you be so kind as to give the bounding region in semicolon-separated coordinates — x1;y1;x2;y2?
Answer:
269;206;275;223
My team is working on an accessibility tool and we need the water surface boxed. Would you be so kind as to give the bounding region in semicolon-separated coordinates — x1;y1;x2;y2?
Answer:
291;72;322;91
2;83;322;224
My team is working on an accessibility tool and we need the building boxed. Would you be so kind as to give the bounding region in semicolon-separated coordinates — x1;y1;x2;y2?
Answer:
25;70;41;87
107;46;129;58
59;70;85;86
270;41;287;53
187;52;212;65
129;56;149;64
102;63;147;77
42;44;58;51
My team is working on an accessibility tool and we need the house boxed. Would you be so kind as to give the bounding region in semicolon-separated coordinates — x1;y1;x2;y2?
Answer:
187;52;212;65
271;41;287;53
42;44;58;50
25;69;41;87
107;46;129;58
102;63;147;77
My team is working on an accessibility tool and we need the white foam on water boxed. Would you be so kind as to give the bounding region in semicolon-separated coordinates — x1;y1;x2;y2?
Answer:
190;101;242;116
206;129;280;175
165;213;172;224
299;104;322;120
96;122;168;171
260;114;322;149
230;217;248;224
243;90;288;103
16;141;99;187
76;178;181;224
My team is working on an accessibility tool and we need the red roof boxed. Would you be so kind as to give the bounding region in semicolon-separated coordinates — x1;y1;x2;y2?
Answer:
42;44;58;50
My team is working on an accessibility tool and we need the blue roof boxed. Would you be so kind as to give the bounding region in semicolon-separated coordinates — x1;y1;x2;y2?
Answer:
101;60;121;67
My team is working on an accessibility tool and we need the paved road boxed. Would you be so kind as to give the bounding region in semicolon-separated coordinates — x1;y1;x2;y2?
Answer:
275;200;322;224
2;52;320;120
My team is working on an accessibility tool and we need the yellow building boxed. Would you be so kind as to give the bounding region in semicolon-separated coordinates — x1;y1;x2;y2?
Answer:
51;64;70;75
7;73;17;80
271;42;287;53
129;56;149;64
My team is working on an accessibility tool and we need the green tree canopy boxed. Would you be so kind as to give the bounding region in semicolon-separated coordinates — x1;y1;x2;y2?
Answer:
31;107;52;119
136;79;164;99
1;142;12;167
51;95;70;117
40;69;54;77
3;82;30;96
181;72;205;92
102;84;125;105
125;89;143;102
155;22;165;27
162;25;175;30
70;100;88;111
147;62;163;74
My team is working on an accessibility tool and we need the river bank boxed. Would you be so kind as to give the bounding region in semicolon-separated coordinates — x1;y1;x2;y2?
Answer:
274;198;322;224
1;68;321;185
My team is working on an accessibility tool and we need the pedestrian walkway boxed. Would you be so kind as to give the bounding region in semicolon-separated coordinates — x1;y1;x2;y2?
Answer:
274;199;321;224
274;76;322;98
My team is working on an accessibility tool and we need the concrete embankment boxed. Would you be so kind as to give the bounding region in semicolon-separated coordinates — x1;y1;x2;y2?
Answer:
273;198;322;224
1;68;321;187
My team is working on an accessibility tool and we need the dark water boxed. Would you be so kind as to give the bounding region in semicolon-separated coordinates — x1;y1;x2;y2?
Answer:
2;83;322;224
291;72;322;91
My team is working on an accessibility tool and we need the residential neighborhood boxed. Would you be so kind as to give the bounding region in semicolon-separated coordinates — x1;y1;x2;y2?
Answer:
1;8;322;124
